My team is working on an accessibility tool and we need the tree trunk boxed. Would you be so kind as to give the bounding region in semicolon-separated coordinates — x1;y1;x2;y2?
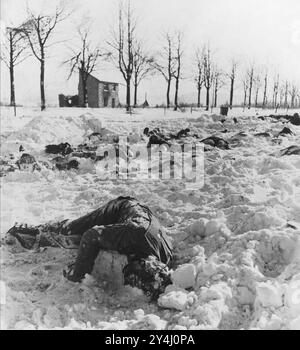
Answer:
197;85;201;108
214;85;218;108
174;77;179;111
255;89;259;107
40;55;46;111
9;64;16;108
126;79;131;112
280;95;283;108
166;79;171;108
262;78;267;108
83;79;88;107
206;87;210;111
134;82;138;107
229;78;234;109
284;89;288;108
243;91;247;108
272;91;275;108
9;31;16;108
248;80;253;109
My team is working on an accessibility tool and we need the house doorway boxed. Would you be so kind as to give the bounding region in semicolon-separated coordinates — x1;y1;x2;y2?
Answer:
104;95;108;107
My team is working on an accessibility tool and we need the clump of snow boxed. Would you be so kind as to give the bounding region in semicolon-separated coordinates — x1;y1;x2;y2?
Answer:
171;264;197;289
284;274;300;317
199;282;232;303
142;314;168;330
92;250;128;290
158;285;197;311
191;299;228;329
189;216;231;239
255;281;284;308
189;218;209;237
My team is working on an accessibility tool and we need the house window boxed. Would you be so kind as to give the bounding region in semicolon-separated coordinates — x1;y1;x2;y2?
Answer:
113;84;116;91
104;83;109;91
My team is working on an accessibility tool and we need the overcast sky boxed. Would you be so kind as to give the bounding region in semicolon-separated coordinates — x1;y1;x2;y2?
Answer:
1;0;300;107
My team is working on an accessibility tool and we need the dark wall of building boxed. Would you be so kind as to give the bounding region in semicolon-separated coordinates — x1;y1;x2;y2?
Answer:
78;74;100;108
78;72;119;108
59;94;79;107
98;82;119;108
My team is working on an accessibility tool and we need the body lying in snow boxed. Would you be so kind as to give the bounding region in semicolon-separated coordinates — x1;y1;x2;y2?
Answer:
200;136;230;150
265;113;300;126
143;127;205;148
279;145;300;156
277;127;294;137
4;196;173;300
45;142;73;156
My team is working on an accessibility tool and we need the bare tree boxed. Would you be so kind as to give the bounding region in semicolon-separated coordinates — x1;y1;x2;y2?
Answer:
202;45;213;111
272;74;280;108
154;32;175;108
284;80;289;108
194;48;204;108
132;42;155;107
247;63;255;109
173;32;183;111
254;73;262;108
64;24;107;107
297;93;300;108
212;66;225;108
242;74;249;109
0;26;29;109
20;4;68;111
107;0;136;112
262;69;268;108
279;84;285;108
289;84;298;108
228;58;238;109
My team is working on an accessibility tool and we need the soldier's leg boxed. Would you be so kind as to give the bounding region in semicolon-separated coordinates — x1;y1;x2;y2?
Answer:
5;220;74;250
60;196;135;237
65;227;105;282
4;197;135;250
65;221;148;282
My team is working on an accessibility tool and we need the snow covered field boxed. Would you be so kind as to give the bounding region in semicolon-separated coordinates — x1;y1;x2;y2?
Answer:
1;106;300;330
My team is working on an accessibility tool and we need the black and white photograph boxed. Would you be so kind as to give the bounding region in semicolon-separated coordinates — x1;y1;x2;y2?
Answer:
0;0;300;332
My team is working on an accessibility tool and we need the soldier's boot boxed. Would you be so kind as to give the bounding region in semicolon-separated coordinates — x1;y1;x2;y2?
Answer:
5;219;72;250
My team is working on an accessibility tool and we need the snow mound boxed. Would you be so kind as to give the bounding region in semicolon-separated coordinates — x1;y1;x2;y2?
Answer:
158;285;197;311
5;113;104;150
172;264;197;289
2;107;300;330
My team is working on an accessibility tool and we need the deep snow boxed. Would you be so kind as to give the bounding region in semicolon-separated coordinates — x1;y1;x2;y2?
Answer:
1;106;300;330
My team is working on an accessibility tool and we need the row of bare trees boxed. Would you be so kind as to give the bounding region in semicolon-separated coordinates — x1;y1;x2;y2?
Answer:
1;4;68;111
1;0;300;112
193;49;300;111
241;65;300;110
194;46;236;111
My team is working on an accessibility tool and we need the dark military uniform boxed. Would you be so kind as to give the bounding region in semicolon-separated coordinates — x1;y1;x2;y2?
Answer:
7;197;173;286
61;196;173;282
